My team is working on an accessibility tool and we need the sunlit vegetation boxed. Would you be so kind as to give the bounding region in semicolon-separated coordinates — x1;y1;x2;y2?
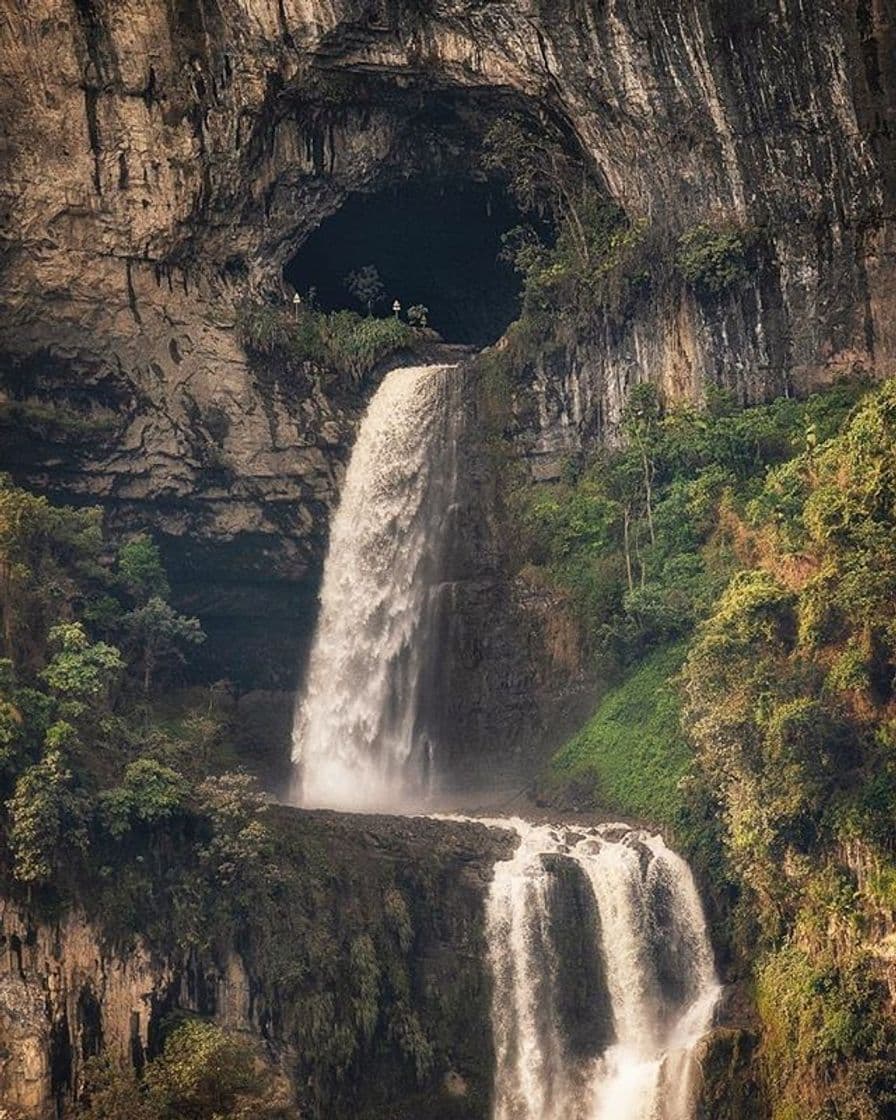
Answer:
521;377;896;1116
547;643;690;825
77;1018;295;1120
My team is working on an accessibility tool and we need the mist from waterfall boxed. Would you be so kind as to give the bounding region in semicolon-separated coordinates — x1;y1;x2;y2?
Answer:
290;360;719;1120
486;819;720;1120
291;364;459;812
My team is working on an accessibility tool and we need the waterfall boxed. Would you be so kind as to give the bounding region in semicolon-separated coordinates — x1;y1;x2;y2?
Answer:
291;363;459;812
486;818;720;1120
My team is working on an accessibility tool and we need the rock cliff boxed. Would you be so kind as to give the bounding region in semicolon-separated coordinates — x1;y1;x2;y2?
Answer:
0;808;515;1119
1;0;893;698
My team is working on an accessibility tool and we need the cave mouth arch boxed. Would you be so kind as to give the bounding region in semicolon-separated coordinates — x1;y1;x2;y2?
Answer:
283;178;532;347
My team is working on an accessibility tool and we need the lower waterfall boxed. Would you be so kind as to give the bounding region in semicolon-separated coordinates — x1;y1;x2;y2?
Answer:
291;363;459;811
486;819;720;1120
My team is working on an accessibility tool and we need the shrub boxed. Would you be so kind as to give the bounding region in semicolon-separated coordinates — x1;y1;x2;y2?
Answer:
40;623;123;700
320;312;416;381
676;223;749;294
98;758;190;838
78;1019;294;1120
237;303;417;383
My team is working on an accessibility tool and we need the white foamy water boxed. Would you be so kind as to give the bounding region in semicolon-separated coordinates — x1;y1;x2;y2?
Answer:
485;819;721;1120
291;363;459;811
289;360;717;1120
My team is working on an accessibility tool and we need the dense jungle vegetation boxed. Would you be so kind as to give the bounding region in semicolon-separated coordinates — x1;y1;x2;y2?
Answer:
0;479;478;1120
474;116;896;1117
529;376;896;1119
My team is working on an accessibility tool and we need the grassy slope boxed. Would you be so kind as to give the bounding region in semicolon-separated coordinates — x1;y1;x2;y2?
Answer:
547;643;689;827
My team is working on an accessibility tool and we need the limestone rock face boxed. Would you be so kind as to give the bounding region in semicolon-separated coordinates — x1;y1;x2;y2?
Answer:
0;0;893;684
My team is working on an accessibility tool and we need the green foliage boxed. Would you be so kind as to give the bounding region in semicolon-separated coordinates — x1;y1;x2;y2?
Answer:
484;113;655;344
7;746;88;882
237;302;417;383
237;302;326;364
77;1056;157;1120
407;304;429;329
527;376;896;1116
196;772;273;890
756;943;896;1118
0;474;105;667
344;265;385;315
322;311;417;382
79;1019;294;1120
98;758;190;838
145;1019;271;1119
510;379;869;678
122;596;204;693
676;380;896;1111
118;534;170;601
40;622;123;700
549;644;690;825
676;223;749;294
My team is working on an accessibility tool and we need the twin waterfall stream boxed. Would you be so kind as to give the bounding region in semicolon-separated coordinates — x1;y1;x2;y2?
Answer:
292;364;720;1120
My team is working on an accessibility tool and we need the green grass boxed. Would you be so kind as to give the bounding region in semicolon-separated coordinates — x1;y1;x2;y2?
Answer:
548;643;690;826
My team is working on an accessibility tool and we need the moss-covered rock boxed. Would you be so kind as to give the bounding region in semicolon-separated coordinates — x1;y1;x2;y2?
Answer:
693;1027;766;1120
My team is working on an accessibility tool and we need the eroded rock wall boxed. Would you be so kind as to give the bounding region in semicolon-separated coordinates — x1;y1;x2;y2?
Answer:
0;0;893;721
0;809;514;1119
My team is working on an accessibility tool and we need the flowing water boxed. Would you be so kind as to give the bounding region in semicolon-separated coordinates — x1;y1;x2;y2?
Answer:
291;363;460;811
486;818;720;1120
291;361;719;1119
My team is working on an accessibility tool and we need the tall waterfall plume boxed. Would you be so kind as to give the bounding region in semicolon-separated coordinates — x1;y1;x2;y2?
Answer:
486;819;720;1120
292;364;460;812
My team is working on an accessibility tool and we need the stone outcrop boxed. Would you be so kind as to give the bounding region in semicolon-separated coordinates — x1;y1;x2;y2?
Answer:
0;807;515;1119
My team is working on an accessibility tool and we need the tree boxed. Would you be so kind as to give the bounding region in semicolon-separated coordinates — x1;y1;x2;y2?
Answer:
484;115;592;270
118;535;170;601
345;265;385;316
122;597;204;693
407;304;429;329
40;622;123;702
0;475;105;666
7;741;88;882
144;1019;265;1118
622;383;663;549
98;758;190;838
197;773;272;890
78;1019;295;1120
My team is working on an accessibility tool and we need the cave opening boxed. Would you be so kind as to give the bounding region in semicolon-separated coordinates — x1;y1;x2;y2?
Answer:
283;178;533;347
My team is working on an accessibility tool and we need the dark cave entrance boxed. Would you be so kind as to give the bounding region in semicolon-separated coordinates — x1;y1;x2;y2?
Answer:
283;179;531;347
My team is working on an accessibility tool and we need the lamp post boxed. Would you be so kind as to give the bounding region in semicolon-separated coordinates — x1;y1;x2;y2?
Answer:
392;299;401;319
293;292;302;321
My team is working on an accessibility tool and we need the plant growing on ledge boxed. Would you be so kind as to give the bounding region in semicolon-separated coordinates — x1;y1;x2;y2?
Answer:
237;301;417;385
345;264;385;316
675;222;750;294
485;116;653;339
117;535;204;694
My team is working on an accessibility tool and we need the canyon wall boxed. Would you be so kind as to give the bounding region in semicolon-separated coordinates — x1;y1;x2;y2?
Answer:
1;0;893;691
